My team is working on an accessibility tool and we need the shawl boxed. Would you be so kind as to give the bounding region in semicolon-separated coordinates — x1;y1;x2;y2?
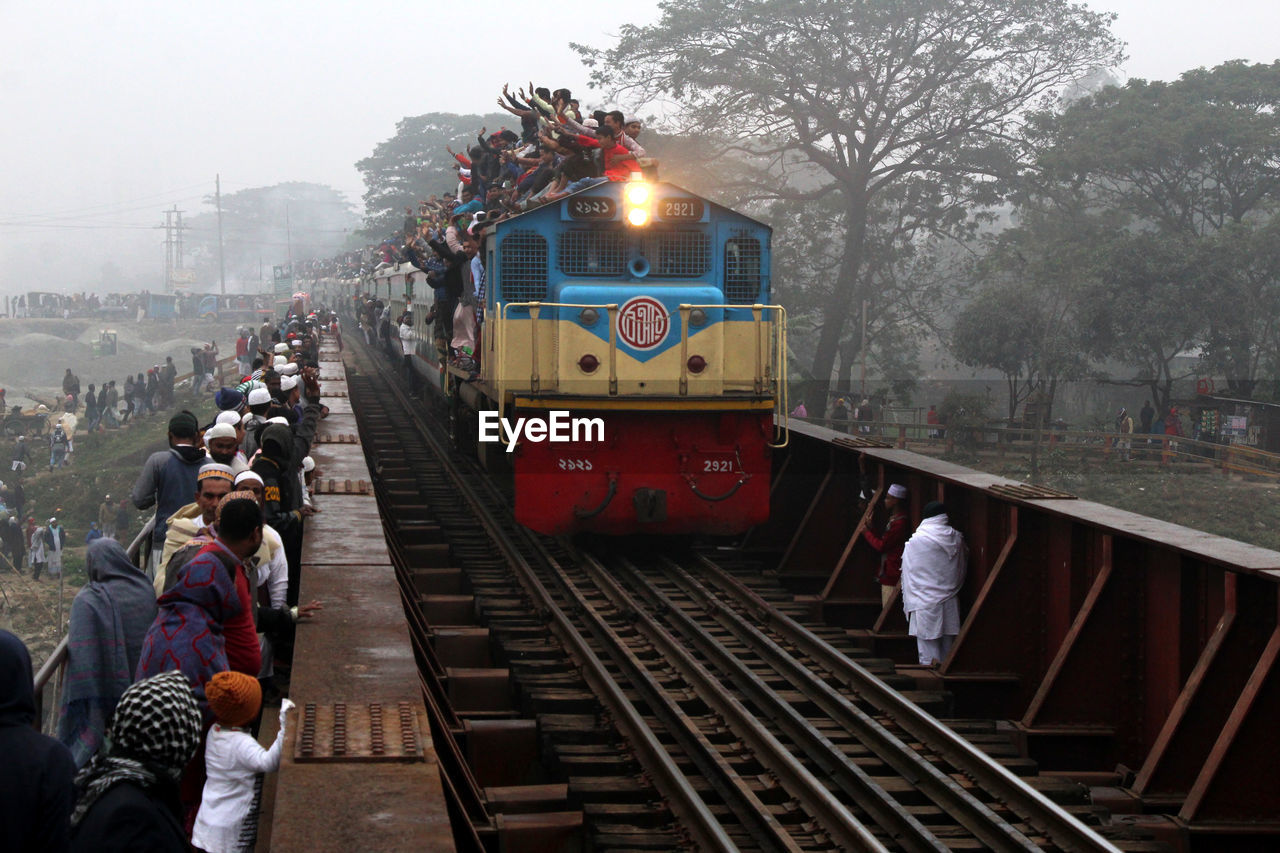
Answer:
58;539;158;768
70;671;201;826
899;514;967;614
135;540;242;721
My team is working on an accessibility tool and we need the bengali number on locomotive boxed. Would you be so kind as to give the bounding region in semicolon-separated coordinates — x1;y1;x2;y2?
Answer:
658;197;704;221
617;295;670;350
566;197;616;219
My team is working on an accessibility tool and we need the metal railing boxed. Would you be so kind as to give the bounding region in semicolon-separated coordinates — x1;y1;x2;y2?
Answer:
801;417;1280;479
31;517;154;734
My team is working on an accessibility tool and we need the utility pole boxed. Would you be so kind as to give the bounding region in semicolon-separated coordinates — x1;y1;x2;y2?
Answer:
157;205;187;293
859;299;868;395
285;202;294;285
216;174;226;295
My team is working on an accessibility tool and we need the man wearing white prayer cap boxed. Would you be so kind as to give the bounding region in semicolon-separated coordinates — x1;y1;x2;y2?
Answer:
900;501;967;667
203;422;249;475
279;362;299;376
242;387;273;458
863;483;910;608
274;342;290;354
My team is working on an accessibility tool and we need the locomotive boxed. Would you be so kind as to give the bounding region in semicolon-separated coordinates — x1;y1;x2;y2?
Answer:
340;178;788;536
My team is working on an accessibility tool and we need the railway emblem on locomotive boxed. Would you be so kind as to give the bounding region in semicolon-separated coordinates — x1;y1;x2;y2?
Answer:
617;296;670;350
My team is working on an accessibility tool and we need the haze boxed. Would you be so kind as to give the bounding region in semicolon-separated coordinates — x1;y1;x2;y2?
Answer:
2;0;1277;295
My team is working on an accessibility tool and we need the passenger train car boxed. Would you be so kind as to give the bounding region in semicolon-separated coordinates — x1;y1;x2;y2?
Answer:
336;179;788;536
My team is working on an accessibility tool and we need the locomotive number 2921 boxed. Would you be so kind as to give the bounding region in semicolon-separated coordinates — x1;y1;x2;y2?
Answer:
703;459;734;473
558;458;594;471
660;198;704;220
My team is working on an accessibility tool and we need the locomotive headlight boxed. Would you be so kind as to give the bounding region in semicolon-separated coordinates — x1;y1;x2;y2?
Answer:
689;308;708;327
579;307;599;326
624;177;653;227
625;181;651;205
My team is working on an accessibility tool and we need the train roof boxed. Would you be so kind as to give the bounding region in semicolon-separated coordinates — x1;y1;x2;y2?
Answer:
486;180;772;236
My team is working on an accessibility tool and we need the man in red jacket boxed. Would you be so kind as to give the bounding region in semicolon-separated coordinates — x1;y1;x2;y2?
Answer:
863;483;909;607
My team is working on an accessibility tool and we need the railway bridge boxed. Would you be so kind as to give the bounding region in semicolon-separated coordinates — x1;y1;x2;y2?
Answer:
37;328;1277;851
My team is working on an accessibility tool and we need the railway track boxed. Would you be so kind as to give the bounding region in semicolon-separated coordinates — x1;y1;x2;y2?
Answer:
345;341;1145;852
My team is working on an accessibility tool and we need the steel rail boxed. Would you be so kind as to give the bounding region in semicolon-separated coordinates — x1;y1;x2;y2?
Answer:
365;356;747;852
583;552;898;852
691;553;1123;853
645;554;1041;851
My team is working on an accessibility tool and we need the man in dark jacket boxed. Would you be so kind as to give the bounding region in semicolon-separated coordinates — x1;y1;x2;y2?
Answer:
129;412;207;573
251;369;322;605
83;384;99;432
428;232;471;346
0;629;75;853
62;368;80;410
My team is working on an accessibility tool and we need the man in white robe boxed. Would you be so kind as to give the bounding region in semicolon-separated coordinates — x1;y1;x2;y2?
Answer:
900;501;966;666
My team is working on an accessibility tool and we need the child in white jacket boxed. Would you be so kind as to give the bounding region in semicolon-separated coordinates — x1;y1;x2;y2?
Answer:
193;671;294;853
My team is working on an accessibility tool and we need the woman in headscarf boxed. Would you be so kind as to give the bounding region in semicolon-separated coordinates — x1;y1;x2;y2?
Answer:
58;539;158;768
0;629;75;853
69;671;201;852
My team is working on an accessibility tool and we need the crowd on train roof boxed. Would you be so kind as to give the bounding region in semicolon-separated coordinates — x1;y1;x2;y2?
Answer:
297;83;652;376
2;301;338;852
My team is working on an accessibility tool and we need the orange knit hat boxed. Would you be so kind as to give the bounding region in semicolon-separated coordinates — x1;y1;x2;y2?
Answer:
205;671;262;727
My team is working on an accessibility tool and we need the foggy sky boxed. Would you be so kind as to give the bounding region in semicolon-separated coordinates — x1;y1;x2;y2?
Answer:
2;0;1277;294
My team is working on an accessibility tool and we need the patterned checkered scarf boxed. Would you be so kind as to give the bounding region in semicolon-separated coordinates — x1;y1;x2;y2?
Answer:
70;670;202;826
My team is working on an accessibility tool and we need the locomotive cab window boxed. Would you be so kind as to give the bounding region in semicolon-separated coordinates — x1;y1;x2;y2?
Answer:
640;230;711;278
560;229;624;276
499;231;549;302
724;237;762;304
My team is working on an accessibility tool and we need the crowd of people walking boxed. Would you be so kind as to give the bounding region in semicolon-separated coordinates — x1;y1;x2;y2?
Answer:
2;303;336;852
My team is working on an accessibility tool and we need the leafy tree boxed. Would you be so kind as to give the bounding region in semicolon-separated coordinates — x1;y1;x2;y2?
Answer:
185;182;358;289
356;112;509;236
1037;61;1280;397
1080;231;1209;414
953;198;1103;475
579;0;1123;414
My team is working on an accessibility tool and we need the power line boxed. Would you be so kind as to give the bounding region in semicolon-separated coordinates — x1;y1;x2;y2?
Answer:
0;182;212;221
0;222;159;231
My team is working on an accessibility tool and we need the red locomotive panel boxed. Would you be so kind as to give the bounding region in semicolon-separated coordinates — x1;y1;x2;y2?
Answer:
513;409;773;535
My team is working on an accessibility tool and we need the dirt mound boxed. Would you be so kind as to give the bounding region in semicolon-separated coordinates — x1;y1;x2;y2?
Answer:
0;317;249;399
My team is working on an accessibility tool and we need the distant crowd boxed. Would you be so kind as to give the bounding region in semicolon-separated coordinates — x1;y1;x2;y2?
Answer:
6;291;277;321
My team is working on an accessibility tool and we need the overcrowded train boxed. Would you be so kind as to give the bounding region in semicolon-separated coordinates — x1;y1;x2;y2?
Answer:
320;178;788;536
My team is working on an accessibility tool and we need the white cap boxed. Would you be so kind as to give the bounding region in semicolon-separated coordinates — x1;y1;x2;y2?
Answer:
240;411;255;426
280;362;299;376
887;483;908;499
272;356;287;369
301;456;315;473
266;416;289;425
215;410;241;426
247;388;272;406
280;375;298;391
203;422;237;440
274;342;289;354
234;470;264;487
